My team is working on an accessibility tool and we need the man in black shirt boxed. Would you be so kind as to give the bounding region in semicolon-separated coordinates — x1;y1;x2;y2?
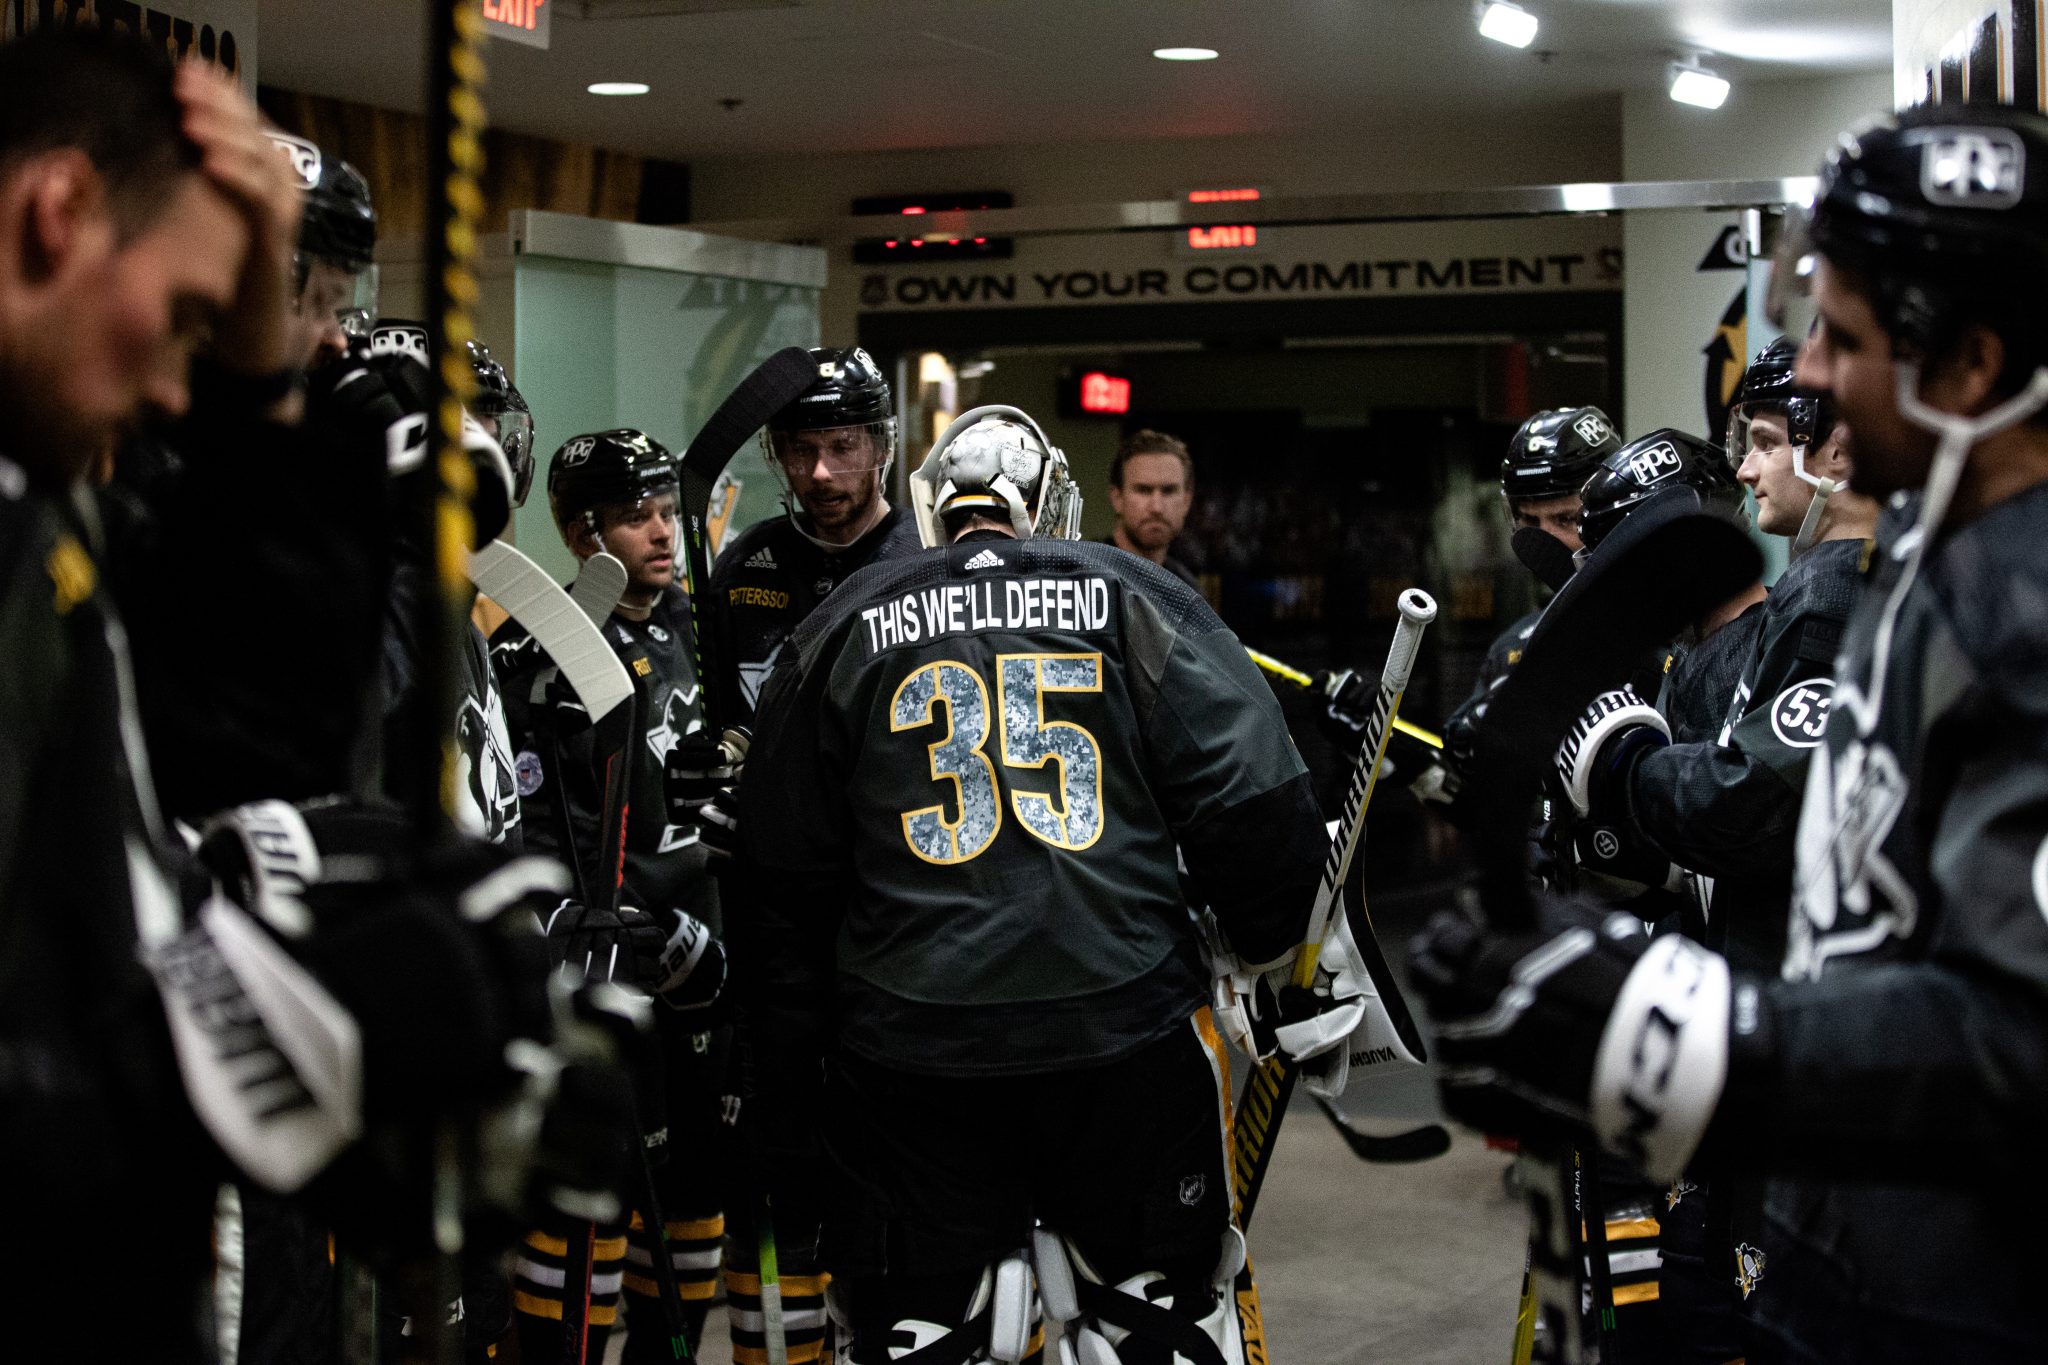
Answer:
1104;427;1200;587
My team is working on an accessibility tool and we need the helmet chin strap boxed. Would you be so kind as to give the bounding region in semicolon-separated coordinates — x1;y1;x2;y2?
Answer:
1839;361;2048;736
1788;442;1840;558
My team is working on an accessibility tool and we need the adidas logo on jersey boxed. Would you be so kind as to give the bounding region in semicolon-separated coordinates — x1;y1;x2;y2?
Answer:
964;549;1005;571
745;546;777;570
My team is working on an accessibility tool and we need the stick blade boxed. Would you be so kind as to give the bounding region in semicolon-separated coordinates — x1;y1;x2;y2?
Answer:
570;552;628;625
1314;1096;1453;1164
1465;492;1761;925
680;346;821;477
1512;526;1578;593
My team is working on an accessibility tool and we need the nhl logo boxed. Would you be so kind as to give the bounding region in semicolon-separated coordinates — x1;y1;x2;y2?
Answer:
1625;440;1683;486
1920;128;2024;209
1177;1174;1206;1207
1573;412;1614;448
561;436;597;466
269;133;322;191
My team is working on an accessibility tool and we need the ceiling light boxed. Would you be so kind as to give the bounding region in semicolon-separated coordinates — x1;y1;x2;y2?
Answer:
1153;47;1219;61
1668;61;1730;109
1476;2;1537;49
587;81;649;96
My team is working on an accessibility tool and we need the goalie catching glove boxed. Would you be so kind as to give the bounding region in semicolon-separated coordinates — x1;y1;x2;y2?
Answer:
1209;908;1372;1098
1408;896;1748;1183
178;798;641;1247
538;901;727;1014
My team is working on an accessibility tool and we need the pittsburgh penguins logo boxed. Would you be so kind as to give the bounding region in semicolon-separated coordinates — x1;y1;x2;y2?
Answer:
1734;1243;1767;1299
1769;679;1833;749
1667;1178;1698;1211
268;133;322;190
1787;736;1915;979
647;686;705;854
454;690;520;845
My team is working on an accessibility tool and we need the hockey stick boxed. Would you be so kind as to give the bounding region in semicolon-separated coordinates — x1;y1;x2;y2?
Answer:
677;347;821;737
1309;1093;1452;1163
1244;647;1443;752
1456;492;1758;1362
1230;588;1438;1230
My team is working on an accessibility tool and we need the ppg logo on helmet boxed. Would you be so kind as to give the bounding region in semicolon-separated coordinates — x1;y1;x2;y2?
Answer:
370;327;429;367
268;133;322;191
1626;441;1683;485
1921;129;2025;209
1574;412;1614;447
560;437;597;466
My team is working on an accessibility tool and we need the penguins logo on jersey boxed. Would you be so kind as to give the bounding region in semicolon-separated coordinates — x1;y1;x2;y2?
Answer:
1667;1177;1698;1211
1768;679;1833;749
1733;1243;1767;1299
738;638;786;710
454;691;521;845
646;687;704;854
1787;737;1916;978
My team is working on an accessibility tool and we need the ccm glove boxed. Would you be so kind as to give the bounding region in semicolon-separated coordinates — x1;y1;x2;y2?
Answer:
1407;896;1734;1182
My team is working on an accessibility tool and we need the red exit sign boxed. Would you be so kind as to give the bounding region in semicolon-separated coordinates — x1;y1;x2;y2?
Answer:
484;0;549;48
1176;186;1268;258
1188;224;1258;250
1080;371;1131;414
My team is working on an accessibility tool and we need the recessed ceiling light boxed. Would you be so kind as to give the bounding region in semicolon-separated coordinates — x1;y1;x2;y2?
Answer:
587;81;650;96
1668;62;1731;109
1152;47;1218;61
1476;2;1538;49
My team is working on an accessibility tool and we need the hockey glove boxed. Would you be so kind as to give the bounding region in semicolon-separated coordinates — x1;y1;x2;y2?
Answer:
539;900;670;990
663;726;750;819
186;799;637;1240
652;907;727;1014
696;785;741;861
1407;898;1732;1182
1554;689;1679;897
306;349;514;545
1311;667;1376;749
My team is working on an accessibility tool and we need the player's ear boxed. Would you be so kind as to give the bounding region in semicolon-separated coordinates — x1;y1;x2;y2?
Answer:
1814;421;1854;482
1923;322;2007;420
565;517;601;559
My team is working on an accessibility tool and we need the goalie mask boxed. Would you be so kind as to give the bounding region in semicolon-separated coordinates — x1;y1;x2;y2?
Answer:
1726;336;1842;554
1501;406;1621;504
1577;428;1745;562
269;132;377;340
909;406;1084;547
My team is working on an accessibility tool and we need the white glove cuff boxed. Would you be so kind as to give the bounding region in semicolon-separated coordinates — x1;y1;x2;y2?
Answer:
1556;689;1669;815
1591;935;1730;1184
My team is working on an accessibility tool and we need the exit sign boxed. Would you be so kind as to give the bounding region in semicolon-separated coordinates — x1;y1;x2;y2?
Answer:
1060;369;1132;417
484;0;549;48
1174;186;1268;258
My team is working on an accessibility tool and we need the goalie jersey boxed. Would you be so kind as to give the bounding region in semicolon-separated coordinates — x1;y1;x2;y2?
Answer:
734;534;1325;1079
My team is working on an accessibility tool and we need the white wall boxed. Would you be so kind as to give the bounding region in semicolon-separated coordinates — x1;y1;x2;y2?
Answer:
1618;70;1894;440
692;111;1624;343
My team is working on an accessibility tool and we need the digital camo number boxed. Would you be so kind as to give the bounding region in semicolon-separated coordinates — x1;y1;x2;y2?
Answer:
890;661;1001;865
998;653;1105;851
891;654;1106;864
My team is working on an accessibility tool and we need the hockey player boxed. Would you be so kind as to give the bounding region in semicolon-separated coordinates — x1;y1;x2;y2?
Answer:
267;129;377;377
701;346;921;727
493;428;728;1361
0;28;626;1361
1105;427;1199;587
732;406;1335;1364
1412;102;2048;1363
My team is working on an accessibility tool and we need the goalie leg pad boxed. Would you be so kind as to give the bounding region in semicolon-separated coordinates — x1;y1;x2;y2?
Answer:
843;1262;1043;1365
1043;1232;1244;1365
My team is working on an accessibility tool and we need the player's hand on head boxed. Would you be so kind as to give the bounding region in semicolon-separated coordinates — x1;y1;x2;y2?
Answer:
173;61;303;379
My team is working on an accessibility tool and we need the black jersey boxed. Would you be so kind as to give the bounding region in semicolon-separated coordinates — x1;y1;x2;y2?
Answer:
494;582;713;920
1732;488;2048;1361
706;504;921;727
1622;541;1863;969
0;463;219;1360
735;534;1325;1089
1658;601;1764;745
1447;606;1543;733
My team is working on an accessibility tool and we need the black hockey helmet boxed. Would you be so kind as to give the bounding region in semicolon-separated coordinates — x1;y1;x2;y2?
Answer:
1500;407;1622;503
1578;428;1744;556
769;347;894;431
548;429;678;533
269;133;376;272
1771;103;2048;379
1726;336;1837;470
368;319;431;368
468;340;534;507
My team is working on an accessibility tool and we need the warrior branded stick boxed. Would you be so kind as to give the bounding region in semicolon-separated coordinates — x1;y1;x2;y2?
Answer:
1244;647;1444;753
1231;588;1437;1229
1456;493;1758;1362
678;347;820;736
